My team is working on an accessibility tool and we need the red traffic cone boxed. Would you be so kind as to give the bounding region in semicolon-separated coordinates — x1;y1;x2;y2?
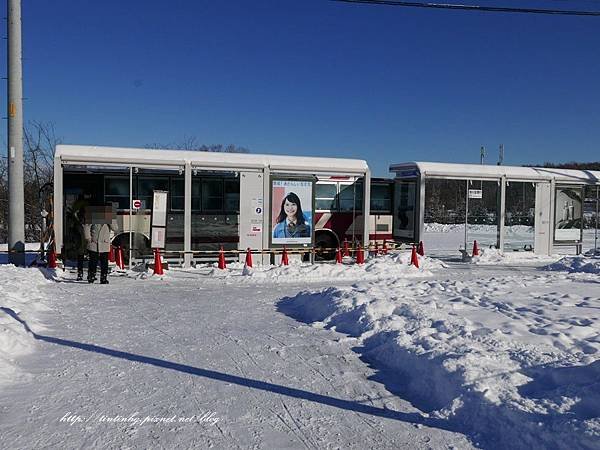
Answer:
116;246;125;270
47;246;57;269
218;246;226;270
281;246;289;266
472;240;479;257
153;248;164;275
343;239;350;257
417;241;425;256
356;244;365;264
382;240;388;255
410;245;420;268
108;245;115;263
336;247;342;264
245;248;253;268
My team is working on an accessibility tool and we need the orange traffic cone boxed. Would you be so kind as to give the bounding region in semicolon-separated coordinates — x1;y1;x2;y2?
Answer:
336;247;342;264
281;246;289;266
47;246;57;269
108;245;115;263
382;240;388;255
343;239;350;257
356;244;365;264
218;246;226;270
245;248;253;268
417;241;425;256
410;245;420;268
116;246;125;270
472;240;479;257
153;248;164;275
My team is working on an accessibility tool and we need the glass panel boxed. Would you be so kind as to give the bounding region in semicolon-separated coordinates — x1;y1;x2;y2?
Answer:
554;186;583;242
504;181;535;251
423;178;467;253
202;179;224;211
191;214;239;251
171;178;184;197
224;179;240;212
371;184;392;212
339;183;362;211
394;180;417;241
105;177;129;196
316;184;337;211
467;180;498;249
316;184;337;197
138;177;169;210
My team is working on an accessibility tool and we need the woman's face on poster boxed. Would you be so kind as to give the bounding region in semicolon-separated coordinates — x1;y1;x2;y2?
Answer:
284;199;298;220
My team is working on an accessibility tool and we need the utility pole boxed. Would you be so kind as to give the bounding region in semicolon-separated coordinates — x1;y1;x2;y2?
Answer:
7;0;25;266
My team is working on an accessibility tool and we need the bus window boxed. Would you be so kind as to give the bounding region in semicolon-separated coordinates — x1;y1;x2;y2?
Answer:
105;177;131;209
316;183;337;210
202;179;224;211
371;183;392;213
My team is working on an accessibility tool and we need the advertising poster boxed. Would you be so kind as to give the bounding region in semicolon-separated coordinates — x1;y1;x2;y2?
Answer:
271;179;313;245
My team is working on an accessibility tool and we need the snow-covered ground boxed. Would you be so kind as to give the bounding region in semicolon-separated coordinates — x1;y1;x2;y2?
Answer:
0;228;599;449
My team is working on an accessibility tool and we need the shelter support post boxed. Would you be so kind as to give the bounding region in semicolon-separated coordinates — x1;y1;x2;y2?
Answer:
184;162;192;268
262;167;271;265
418;175;426;244
129;166;133;268
362;169;371;248
497;176;506;250
53;157;63;256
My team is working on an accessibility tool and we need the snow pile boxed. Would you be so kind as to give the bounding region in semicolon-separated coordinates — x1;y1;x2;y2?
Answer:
184;253;446;284
0;266;50;385
279;275;600;449
545;256;600;274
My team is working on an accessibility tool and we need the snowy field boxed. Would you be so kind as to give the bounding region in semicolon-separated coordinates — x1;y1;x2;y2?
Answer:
0;229;599;449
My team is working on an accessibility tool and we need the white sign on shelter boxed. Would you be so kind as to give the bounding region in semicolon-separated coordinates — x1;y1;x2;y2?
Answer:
152;191;168;227
468;189;483;199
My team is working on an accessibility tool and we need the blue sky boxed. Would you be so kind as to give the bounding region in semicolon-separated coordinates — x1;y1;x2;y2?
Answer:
2;0;600;176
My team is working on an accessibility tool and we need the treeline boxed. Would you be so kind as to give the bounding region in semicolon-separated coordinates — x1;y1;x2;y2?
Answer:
537;161;600;171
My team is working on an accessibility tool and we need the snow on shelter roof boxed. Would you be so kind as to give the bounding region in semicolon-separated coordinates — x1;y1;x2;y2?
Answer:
55;145;369;175
390;161;600;185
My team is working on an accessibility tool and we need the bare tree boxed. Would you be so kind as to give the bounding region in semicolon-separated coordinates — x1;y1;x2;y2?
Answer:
0;121;59;243
145;136;250;153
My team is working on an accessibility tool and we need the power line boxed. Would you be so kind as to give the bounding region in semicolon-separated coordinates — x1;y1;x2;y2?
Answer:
331;0;600;16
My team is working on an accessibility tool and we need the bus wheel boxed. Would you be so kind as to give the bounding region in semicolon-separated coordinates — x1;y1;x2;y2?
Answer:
315;231;338;261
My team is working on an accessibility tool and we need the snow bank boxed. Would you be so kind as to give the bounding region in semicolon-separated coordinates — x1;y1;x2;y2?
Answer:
469;248;559;265
0;266;50;385
179;253;446;284
424;223;534;234
545;256;600;274
279;275;600;449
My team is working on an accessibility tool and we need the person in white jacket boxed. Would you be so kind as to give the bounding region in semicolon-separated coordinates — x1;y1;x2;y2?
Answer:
85;206;118;284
